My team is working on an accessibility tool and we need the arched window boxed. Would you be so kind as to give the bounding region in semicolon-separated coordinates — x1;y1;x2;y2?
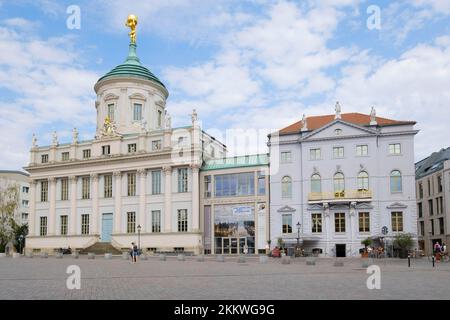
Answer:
311;174;321;193
357;171;369;191
281;176;292;198
390;170;402;193
334;172;345;193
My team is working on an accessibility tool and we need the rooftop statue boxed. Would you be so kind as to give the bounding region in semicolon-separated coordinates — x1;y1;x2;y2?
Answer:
125;14;138;44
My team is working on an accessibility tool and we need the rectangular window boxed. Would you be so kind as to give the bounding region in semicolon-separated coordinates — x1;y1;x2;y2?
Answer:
83;149;91;159
102;145;110;155
420;221;425;236
214;172;255;197
107;103;115;121
418;183;423;199
40;217;47;236
152;210;161;233
178;168;188;193
41;180;48;202
128;143;137;153
204;175;212;198
418;203;423;218
389;143;401;155
429;199;433;216
257;171;266;195
157;110;162;128
177;209;188;232
127;212;136;233
22;200;29;207
41;154;49;163
61;152;69;161
61;178;69;201
151;170;161;195
60;215;68;235
127;173;136;196
82;177;90;199
439;217;444;235
81;214;90;235
438;175;443;193
22;186;29;193
152;140;162;150
178;136;187;145
280;151;292;163
21;213;28;222
335;213;346;233
333;147;344;158
431;219;435;235
312;213;322;233
133;103;142;121
391;212;403;232
282;214;292;234
358;212;370;233
356;145;368;156
104;174;112;198
310;148;321;160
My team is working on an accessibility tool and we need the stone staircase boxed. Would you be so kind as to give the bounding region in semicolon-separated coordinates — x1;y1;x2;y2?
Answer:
79;242;122;255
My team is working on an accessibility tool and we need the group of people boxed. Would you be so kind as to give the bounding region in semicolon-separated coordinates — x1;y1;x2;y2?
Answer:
366;246;385;258
433;241;448;261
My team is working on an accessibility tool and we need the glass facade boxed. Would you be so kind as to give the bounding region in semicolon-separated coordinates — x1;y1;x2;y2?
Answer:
214;173;254;197
214;204;255;254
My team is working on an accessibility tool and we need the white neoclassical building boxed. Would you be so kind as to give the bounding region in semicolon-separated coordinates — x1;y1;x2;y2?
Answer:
24;36;226;254
268;104;419;257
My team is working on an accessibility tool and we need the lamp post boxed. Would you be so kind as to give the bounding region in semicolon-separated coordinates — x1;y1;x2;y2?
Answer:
296;222;301;257
137;225;142;252
18;235;24;255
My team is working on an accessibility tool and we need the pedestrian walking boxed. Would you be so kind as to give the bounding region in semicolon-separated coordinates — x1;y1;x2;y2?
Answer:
434;241;441;261
130;242;138;263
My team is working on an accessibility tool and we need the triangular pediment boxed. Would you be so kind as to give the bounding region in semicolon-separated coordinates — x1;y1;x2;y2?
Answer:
330;204;350;211
307;204;324;211
355;202;374;210
386;202;408;209
277;205;296;213
301;119;377;141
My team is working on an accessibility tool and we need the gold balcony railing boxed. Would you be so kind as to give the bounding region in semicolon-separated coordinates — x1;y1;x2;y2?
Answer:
308;189;372;201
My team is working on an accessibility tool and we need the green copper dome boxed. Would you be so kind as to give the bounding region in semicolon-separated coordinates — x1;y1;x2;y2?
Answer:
97;43;166;89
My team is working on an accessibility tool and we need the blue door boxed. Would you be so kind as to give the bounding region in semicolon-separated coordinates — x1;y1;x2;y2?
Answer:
101;213;113;242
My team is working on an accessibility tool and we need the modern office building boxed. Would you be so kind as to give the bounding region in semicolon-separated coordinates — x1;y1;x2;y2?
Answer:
200;154;269;255
24;29;226;254
268;104;418;257
415;147;450;255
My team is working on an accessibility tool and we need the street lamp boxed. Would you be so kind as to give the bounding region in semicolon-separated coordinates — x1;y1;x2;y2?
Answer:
18;235;24;254
429;231;433;257
137;225;142;252
296;222;301;257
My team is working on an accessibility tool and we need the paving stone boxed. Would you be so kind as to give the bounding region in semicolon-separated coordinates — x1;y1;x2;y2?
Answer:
216;255;225;262
158;254;166;261
177;254;185;261
281;256;291;264
259;256;268;264
88;253;95;260
196;255;205;262
104;253;112;260
333;260;344;267
237;256;246;263
306;257;316;265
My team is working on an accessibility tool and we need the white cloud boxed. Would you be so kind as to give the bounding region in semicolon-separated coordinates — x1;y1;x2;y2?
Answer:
0;25;98;170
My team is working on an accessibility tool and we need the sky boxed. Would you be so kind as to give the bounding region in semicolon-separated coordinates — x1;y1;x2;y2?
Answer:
0;0;450;170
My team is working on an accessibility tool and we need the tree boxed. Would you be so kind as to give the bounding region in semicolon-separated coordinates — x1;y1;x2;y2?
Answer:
0;184;20;253
393;233;414;258
11;220;28;253
361;237;372;248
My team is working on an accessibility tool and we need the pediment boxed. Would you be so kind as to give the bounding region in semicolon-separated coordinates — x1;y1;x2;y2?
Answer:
129;93;147;101
277;205;296;213
355;202;374;210
307;204;324;211
301;120;377;141
104;93;119;101
386;202;408;209
330;204;350;211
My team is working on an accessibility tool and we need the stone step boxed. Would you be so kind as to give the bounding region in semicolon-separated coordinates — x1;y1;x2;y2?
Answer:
79;242;122;255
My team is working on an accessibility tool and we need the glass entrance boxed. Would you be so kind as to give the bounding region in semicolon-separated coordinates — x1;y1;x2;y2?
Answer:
221;237;247;254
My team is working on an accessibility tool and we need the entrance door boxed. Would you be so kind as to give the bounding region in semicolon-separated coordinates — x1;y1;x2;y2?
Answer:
238;237;247;254
222;238;230;254
335;244;346;257
221;237;247;254
101;213;113;242
230;238;238;254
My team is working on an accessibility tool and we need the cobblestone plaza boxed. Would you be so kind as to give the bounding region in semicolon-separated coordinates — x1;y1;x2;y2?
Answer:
1;256;449;300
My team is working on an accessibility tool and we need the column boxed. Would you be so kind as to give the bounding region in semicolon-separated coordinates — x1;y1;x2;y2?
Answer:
191;164;200;232
28;180;36;236
324;203;331;256
349;202;356;256
113;171;122;233
91;173;99;235
163;166;172;232
69;176;77;235
48;177;56;235
138;169;147;231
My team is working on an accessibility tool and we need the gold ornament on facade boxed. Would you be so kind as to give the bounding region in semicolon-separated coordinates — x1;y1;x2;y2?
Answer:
125;14;138;43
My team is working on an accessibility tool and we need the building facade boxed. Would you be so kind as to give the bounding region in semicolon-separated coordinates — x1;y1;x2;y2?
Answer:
200;155;269;255
268;105;418;257
415;148;450;255
24;38;226;254
0;170;30;226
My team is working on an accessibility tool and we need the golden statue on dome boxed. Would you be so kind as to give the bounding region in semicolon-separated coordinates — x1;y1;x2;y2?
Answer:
125;14;138;43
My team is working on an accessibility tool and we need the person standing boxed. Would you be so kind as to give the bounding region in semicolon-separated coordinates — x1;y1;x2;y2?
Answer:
131;242;138;263
434;241;441;261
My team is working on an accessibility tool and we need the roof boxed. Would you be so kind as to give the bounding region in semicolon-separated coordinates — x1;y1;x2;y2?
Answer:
201;154;269;171
415;147;450;179
278;112;416;136
96;43;166;90
0;170;29;177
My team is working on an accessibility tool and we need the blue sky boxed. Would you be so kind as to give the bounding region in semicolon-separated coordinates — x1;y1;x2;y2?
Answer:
1;0;450;170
